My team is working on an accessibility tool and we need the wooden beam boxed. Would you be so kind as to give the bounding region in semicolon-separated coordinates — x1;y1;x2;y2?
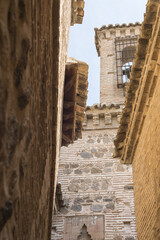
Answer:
63;123;74;131
63;112;74;121
62;133;72;143
65;74;76;93
63;101;75;109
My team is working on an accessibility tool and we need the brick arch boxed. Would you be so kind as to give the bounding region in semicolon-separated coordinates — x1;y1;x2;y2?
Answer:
77;224;92;240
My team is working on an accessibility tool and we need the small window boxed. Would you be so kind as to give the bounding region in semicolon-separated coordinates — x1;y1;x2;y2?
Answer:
115;36;138;92
122;62;133;84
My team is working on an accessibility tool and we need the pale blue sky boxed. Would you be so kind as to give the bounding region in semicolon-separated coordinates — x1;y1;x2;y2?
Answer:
68;0;147;105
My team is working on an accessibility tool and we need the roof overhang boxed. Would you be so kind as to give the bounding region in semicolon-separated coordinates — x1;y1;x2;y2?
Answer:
62;58;88;146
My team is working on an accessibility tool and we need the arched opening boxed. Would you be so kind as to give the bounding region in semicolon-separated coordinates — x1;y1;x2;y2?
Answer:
77;224;92;240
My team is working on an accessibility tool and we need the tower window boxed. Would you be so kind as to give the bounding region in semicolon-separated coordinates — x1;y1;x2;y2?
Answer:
122;62;133;84
115;36;138;92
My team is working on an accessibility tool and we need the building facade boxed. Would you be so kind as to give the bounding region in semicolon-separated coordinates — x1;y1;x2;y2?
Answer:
52;24;141;240
114;1;160;239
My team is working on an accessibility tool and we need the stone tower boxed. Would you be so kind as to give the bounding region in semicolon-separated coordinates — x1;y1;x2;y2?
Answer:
95;23;141;104
52;23;141;240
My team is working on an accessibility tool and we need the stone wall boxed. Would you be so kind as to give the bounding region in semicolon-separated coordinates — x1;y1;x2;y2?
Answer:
95;24;141;104
0;0;72;239
52;106;137;240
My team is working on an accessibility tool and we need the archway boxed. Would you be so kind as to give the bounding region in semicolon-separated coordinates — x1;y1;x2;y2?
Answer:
77;224;92;240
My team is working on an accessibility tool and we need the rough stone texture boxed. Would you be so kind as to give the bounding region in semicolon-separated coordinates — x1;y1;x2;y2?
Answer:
52;109;136;240
94;24;141;104
0;0;72;239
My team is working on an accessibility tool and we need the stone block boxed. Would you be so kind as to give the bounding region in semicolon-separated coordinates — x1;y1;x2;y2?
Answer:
70;164;79;168
63;169;72;174
74;198;84;204
71;205;82;212
60;207;69;214
74;169;82;175
105;203;115;210
80;152;93;158
87;139;94;143
90;205;103;212
105;162;113;167
91;182;100;191
95;152;104;158
104;168;112;173
91;168;102;174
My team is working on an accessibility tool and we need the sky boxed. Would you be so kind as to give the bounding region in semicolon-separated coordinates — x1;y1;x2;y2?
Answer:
68;0;147;106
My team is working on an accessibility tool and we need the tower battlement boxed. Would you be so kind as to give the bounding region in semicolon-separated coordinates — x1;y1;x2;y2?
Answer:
83;103;123;130
94;23;141;104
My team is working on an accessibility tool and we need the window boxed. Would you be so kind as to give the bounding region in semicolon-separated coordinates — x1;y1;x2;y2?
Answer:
115;36;138;92
122;62;133;84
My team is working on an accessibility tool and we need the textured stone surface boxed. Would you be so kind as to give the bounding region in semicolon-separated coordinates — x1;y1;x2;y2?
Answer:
71;205;82;211
80;152;93;158
90;205;103;212
0;0;72;239
52;120;136;240
91;168;102;174
105;203;115;210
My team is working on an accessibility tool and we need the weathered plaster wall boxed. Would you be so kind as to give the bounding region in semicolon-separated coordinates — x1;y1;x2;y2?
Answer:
0;0;71;239
52;107;136;240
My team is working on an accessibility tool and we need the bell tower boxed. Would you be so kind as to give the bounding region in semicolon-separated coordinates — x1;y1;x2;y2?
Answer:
95;23;141;104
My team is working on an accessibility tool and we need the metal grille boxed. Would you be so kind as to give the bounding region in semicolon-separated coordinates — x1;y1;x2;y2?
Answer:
115;36;138;90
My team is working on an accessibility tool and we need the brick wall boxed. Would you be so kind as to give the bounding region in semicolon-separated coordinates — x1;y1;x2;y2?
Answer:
113;3;160;239
52;106;137;240
132;73;160;240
